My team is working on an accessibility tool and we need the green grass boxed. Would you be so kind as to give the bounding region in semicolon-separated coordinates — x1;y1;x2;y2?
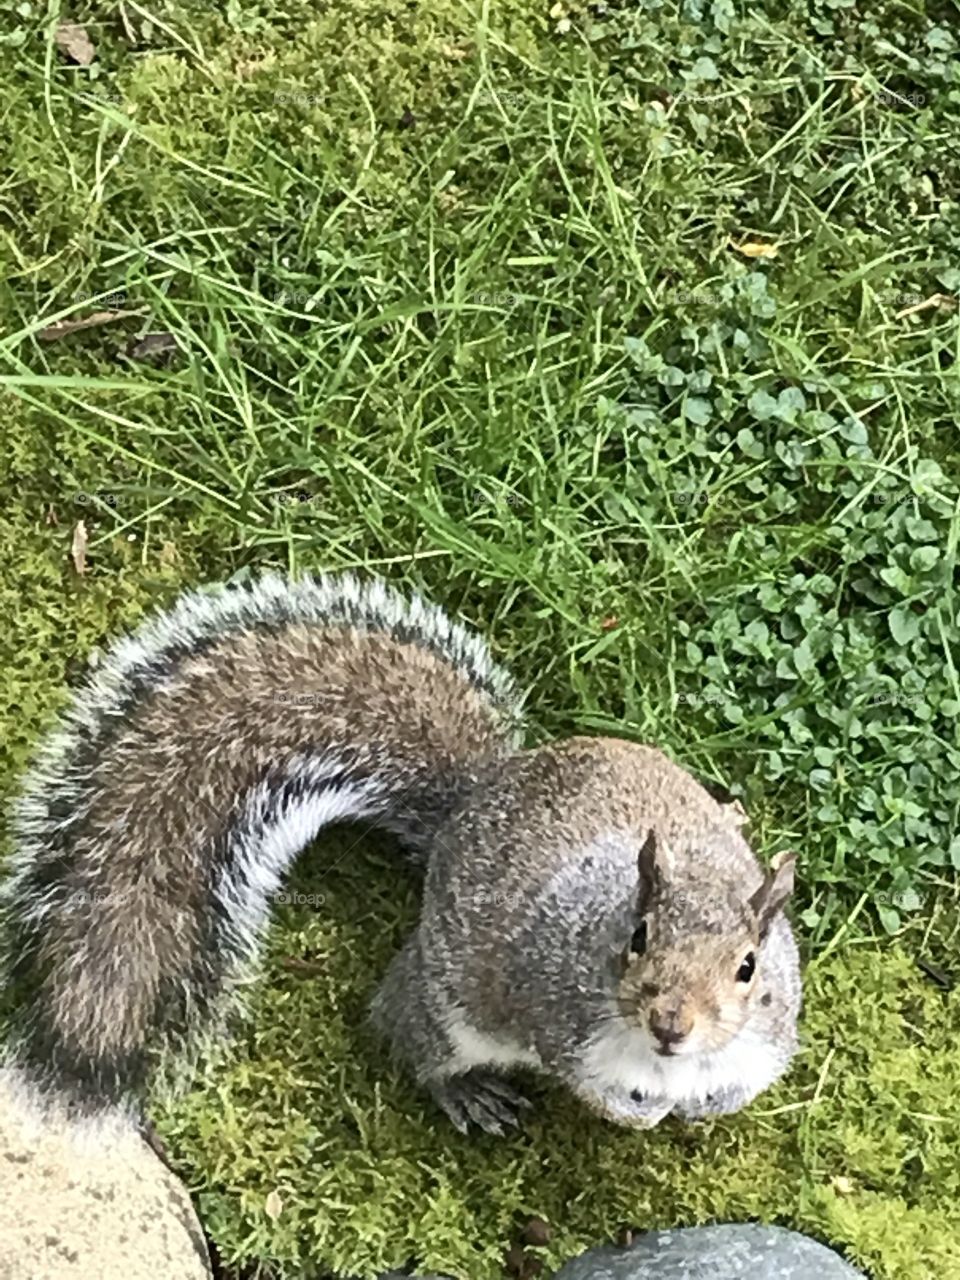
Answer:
1;0;959;1276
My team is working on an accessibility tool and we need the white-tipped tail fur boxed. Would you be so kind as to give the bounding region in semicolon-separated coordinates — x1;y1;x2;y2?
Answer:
0;572;522;1129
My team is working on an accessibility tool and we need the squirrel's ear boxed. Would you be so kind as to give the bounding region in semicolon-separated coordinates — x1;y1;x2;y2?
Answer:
749;850;796;938
637;828;669;905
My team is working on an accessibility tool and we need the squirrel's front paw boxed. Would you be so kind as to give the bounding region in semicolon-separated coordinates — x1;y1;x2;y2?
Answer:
429;1070;531;1136
579;1086;674;1130
674;1087;749;1120
621;1090;675;1129
674;1094;716;1120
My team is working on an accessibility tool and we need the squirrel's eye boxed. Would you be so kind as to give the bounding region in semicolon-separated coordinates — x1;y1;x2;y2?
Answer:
736;951;756;983
630;920;648;957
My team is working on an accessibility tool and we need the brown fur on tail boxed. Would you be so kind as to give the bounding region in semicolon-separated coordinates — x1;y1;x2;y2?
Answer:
0;573;522;1116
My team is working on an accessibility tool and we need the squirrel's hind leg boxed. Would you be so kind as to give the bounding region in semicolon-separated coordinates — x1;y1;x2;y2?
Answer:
369;934;531;1135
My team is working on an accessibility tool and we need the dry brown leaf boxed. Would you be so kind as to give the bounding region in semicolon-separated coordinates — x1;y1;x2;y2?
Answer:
724;799;749;827
894;292;958;320
729;239;779;259
280;956;325;975
264;1189;283;1220
38;309;146;342
55;21;96;66
157;540;179;568
71;521;88;575
126;331;179;360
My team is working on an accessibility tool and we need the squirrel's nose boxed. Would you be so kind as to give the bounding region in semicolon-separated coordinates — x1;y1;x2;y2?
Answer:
649;1009;689;1050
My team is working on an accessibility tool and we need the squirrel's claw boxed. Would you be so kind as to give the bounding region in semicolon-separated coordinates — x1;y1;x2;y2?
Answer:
430;1071;529;1136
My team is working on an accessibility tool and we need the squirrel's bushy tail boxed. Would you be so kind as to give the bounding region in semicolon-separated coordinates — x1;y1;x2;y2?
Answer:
0;573;521;1125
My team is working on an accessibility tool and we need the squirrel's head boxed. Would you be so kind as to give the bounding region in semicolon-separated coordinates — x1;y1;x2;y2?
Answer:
616;829;795;1057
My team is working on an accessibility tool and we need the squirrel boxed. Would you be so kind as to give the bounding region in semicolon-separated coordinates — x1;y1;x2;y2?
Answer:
0;572;801;1139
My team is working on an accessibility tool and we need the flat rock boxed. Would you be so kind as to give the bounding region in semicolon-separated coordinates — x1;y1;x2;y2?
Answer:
553;1224;866;1279
0;1072;211;1280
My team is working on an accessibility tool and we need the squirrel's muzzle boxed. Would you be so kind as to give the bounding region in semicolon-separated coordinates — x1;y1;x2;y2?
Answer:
648;1004;694;1053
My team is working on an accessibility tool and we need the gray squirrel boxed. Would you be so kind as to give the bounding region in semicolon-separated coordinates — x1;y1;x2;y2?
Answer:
0;573;801;1137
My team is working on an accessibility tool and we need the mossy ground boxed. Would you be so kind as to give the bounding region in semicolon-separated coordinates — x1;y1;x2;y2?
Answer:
1;0;959;1277
151;835;960;1280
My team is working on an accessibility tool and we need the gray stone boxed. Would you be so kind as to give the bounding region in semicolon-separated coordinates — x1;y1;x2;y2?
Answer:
0;1073;211;1280
553;1224;867;1279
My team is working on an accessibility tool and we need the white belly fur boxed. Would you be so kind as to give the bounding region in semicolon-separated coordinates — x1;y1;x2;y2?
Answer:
444;1013;542;1073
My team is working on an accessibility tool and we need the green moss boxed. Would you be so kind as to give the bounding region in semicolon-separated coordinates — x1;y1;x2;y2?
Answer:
140;839;957;1280
1;512;956;1277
